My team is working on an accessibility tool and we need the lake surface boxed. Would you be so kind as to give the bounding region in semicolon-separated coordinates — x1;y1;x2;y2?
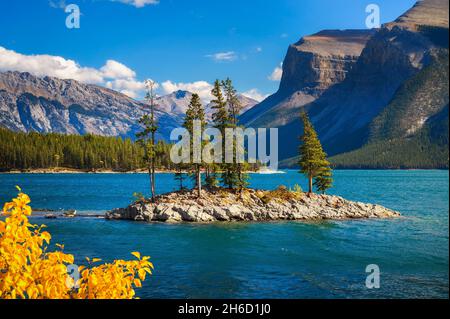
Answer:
0;170;448;299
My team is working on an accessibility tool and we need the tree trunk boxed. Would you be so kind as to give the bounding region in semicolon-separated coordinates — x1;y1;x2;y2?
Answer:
151;131;156;203
197;165;202;197
151;164;155;202
308;174;313;195
148;166;153;201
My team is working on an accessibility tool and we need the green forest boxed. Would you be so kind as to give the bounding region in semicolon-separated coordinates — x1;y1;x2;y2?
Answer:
0;128;174;171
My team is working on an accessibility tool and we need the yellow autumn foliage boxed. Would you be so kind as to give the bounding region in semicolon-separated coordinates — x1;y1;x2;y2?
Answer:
0;187;153;299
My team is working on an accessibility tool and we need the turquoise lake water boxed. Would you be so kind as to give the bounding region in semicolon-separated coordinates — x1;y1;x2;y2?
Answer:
0;170;448;299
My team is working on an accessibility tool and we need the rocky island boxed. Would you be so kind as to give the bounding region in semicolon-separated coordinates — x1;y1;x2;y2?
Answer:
106;187;400;223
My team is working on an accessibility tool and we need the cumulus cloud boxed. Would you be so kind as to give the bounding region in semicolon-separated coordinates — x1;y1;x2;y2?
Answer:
105;79;146;98
205;51;237;62
101;60;136;79
0;46;147;98
242;89;269;102
268;63;283;81
161;80;213;102
0;46;104;84
113;0;159;8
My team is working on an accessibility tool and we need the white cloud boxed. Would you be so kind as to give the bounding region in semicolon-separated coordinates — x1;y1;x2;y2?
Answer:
0;46;104;84
256;47;263;53
161;80;213;102
206;51;237;62
113;0;159;8
105;79;149;98
101;60;136;79
0;46;147;98
268;63;283;81
242;89;269;102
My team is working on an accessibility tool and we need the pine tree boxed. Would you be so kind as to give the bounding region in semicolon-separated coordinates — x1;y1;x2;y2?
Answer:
205;164;219;188
210;80;232;188
298;111;333;194
136;79;158;202
314;167;333;194
210;80;229;135
174;164;186;191
183;93;206;197
222;78;249;190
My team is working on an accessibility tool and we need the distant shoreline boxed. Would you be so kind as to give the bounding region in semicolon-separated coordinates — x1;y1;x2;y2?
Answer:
0;167;447;174
0;168;269;174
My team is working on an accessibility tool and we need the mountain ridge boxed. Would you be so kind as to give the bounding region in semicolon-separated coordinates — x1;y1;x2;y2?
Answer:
243;0;449;168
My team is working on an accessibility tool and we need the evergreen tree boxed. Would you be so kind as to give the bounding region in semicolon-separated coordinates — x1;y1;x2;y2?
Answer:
136;80;158;202
210;80;232;188
204;165;219;188
174;164;186;191
210;80;229;134
222;78;249;190
183;93;206;197
298;111;333;194
314;167;333;194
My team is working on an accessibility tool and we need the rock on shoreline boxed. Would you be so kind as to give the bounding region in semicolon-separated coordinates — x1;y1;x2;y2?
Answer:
106;188;400;223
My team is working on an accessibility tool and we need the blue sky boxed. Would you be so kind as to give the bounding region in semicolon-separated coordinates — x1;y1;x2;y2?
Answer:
0;0;416;100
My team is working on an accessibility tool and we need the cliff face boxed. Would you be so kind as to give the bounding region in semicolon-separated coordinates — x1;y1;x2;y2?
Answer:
240;29;374;128
280;30;374;95
243;0;449;164
0;71;182;140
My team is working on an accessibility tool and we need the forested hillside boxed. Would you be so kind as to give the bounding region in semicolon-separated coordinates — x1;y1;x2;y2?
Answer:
329;49;449;169
0;128;174;171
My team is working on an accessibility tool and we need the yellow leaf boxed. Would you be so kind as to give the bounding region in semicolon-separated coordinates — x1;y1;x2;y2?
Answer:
41;231;51;244
131;252;141;259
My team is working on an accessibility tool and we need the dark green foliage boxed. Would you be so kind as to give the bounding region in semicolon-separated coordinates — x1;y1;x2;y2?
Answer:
174;164;186;191
0;127;175;171
205;169;219;188
330;50;449;169
137;81;159;201
330;106;449;169
183;93;207;196
314;167;333;194
369;50;449;142
210;78;249;189
136;114;158;161
298;112;333;193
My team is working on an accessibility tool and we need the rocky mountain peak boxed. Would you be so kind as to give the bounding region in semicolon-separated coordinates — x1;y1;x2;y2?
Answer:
241;29;374;128
0;71;182;139
279;29;375;95
388;0;449;30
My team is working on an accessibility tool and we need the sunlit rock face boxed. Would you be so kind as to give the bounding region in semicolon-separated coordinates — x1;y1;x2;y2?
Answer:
241;0;449;162
240;29;374;129
0;71;182;140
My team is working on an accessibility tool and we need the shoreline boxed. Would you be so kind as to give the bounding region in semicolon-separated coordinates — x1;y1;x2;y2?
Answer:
106;188;401;223
1;168;448;174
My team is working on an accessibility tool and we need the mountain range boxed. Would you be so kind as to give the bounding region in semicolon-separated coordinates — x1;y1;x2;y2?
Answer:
241;0;449;168
0;71;257;141
0;0;448;169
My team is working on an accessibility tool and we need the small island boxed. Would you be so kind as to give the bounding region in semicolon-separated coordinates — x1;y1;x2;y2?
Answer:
106;187;400;223
107;85;400;223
